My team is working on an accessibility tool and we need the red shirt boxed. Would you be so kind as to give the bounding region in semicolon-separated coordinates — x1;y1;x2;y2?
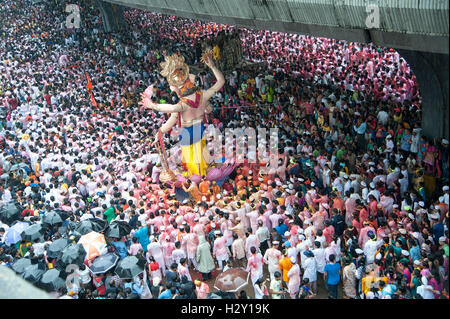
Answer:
93;277;106;296
44;94;51;105
21;209;34;217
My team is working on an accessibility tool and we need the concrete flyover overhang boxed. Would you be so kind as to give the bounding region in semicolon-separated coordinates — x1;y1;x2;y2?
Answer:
101;0;448;55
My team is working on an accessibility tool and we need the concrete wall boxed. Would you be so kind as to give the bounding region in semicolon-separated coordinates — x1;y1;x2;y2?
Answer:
398;50;449;140
100;0;449;54
95;0;126;32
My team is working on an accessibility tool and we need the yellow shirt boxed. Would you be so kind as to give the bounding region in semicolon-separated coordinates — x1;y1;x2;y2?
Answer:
279;257;293;282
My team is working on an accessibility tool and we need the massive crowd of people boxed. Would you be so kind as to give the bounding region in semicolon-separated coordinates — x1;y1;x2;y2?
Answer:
0;0;448;299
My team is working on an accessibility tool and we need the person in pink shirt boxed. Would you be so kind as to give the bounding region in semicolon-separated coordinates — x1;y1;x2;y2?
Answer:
182;226;199;269
245;228;260;258
177;258;192;281
345;196;356;226
128;237;143;256
162;237;175;267
310;209;326;233
194;280;209;299
358;222;376;249
193;218;206;237
246;246;264;285
147;235;166;274
246;206;259;234
287;257;301;299
323;220;335;244
212;232;229;270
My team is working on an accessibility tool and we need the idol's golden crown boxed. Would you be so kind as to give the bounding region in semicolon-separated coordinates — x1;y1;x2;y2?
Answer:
160;54;190;88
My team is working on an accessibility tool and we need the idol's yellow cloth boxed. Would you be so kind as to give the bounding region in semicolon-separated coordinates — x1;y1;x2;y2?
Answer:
180;138;208;177
179;123;209;177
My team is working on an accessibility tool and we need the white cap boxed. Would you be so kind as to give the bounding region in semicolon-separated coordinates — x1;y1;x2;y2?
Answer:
311;182;316;187
361;181;367;187
343;174;349;179
408;213;415;220
439;236;446;242
284;231;291;237
399;228;407;234
401;250;409;256
298;234;305;241
369;182;375;189
443;186;449;191
290;257;296;264
419;201;425;207
413;260;421;266
355;248;363;254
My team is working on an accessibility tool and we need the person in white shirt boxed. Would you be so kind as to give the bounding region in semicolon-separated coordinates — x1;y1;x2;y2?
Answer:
312;241;326;282
417;276;437;299
171;241;187;265
363;231;383;265
302;250;318;294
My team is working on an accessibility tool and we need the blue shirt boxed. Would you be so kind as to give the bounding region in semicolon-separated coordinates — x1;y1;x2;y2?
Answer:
112;241;127;259
409;245;421;262
134;227;149;252
275;224;288;240
381;283;397;297
353;122;366;135
324;262;341;285
125;282;143;295
432;223;444;244
158;289;173;299
400;134;412;152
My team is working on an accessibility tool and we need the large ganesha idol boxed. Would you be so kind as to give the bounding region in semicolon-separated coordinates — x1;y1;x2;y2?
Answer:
140;49;237;184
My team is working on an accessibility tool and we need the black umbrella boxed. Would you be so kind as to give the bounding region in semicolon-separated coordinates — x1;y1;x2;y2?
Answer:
56;243;86;268
0;202;23;225
52;209;71;221
105;221;132;238
206;291;237;299
46;238;69;259
11;258;32;274
20;223;46;242
89;253;119;275
38;268;66;292
75;218;107;235
22;263;46;284
41;211;63;226
114;256;146;279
